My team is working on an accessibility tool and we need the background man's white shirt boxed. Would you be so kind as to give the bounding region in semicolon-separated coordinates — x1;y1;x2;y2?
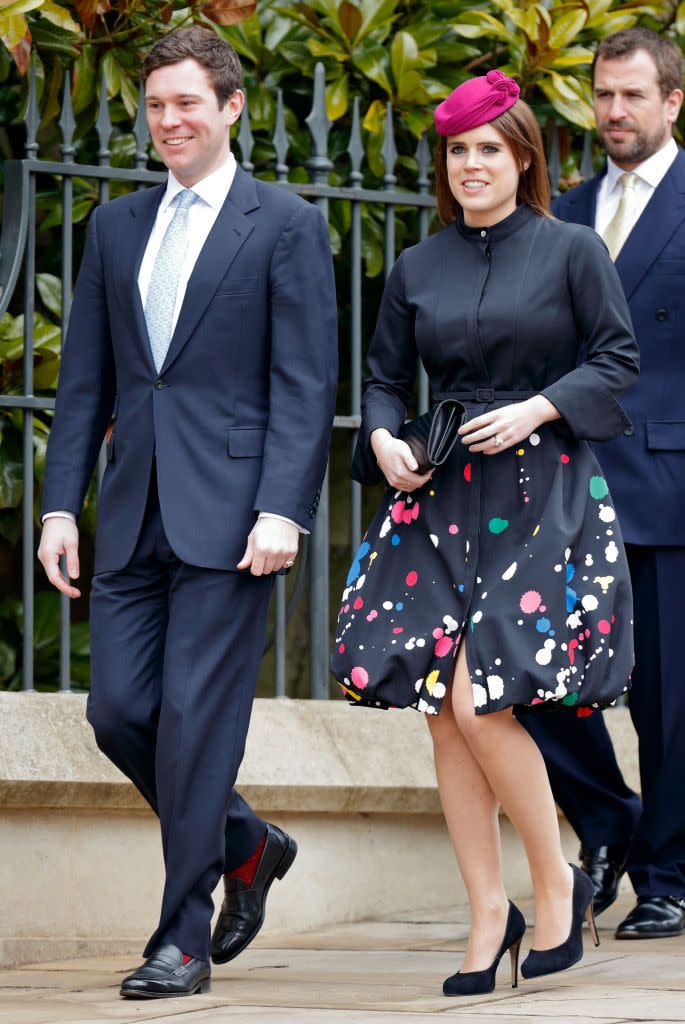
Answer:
595;136;678;235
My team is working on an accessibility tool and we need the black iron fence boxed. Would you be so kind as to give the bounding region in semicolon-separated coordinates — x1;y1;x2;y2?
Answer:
0;60;593;698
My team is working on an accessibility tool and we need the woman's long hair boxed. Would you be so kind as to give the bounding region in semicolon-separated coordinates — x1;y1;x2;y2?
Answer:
434;98;551;225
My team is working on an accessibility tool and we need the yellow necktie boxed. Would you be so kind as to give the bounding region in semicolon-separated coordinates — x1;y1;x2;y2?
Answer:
602;171;638;261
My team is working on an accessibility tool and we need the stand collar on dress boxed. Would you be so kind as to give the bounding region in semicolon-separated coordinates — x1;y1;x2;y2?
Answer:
456;202;536;243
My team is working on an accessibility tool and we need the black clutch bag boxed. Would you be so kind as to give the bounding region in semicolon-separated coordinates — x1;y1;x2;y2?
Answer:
398;399;466;476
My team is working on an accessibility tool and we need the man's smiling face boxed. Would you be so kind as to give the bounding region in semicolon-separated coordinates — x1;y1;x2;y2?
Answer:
145;58;242;187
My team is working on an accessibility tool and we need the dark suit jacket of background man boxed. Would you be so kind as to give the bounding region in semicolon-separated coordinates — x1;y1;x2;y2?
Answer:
522;148;685;899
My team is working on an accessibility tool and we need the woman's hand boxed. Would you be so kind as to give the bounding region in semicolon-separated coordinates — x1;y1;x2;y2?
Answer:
371;428;433;493
458;395;560;455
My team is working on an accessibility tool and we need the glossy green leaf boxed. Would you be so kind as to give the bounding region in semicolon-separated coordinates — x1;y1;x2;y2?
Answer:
548;9;587;49
353;41;392;94
326;70;348;119
101;51;121;99
390;30;419;87
71;45;96;114
678;0;685;35
539;76;594;130
38;0;81;34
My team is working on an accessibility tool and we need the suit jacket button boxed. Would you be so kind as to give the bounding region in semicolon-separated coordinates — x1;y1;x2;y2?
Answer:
656;309;668;321
624;425;635;437
154;378;165;390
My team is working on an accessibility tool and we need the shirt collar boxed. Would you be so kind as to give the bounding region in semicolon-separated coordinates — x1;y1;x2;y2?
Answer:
161;152;237;213
605;136;678;194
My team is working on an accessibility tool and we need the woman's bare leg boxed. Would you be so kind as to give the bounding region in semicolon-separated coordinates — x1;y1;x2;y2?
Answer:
450;643;574;950
426;674;509;971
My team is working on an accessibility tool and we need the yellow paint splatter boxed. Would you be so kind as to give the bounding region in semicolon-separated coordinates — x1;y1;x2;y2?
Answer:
429;490;435;496
426;669;440;695
593;575;614;594
533;524;540;537
340;684;361;701
369;552;377;563
516;449;524;456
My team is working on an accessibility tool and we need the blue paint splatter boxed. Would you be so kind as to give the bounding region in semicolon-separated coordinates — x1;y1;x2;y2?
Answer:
566;563;578;612
346;541;371;587
536;617;551;633
458;584;465;593
396;602;404;611
391;535;400;546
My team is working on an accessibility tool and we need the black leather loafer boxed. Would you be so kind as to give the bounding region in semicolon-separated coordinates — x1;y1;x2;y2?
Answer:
120;943;210;998
615;896;685;939
211;822;297;965
579;840;631;916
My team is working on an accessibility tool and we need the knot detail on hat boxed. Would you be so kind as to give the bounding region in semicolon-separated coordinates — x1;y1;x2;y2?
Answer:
486;69;520;104
434;69;521;137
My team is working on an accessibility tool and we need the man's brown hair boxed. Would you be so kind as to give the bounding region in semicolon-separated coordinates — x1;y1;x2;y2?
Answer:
592;28;683;99
434;98;551;225
141;26;242;108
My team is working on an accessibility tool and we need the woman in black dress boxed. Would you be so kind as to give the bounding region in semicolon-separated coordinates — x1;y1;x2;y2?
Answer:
331;72;639;995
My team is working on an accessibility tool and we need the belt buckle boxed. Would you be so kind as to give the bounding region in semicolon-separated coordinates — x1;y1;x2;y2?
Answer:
475;388;495;402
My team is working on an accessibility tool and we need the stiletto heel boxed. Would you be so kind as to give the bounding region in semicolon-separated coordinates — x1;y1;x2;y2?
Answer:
443;901;526;997
585;901;600;947
521;863;597;980
509;936;522;988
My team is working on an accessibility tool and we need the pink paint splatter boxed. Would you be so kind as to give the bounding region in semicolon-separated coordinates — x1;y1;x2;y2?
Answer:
569;638;579;665
338;644;345;654
343;604;349;614
598;619;611;635
353;597;364;610
464;463;472;483
435;636;453;658
391;500;420;525
540;605;546;613
520;590;542;614
406;571;418;587
433;627;444;639
351;666;369;690
393;627;404;635
366;610;378;622
585;629;591;638
561;454;570;464
577;707;593;718
449;524;459;534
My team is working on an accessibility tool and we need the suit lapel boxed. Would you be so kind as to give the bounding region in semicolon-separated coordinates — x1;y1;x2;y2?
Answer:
114;184;166;374
615;148;685;299
160;165;259;373
563;172;602;227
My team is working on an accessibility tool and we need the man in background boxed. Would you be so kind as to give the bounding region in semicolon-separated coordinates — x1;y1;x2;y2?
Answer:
523;27;685;940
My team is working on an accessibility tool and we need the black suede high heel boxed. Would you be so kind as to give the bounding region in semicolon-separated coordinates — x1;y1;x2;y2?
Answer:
521;863;600;980
443;901;526;996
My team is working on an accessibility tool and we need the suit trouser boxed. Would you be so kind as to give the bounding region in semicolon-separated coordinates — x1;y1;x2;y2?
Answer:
522;544;685;898
87;469;272;960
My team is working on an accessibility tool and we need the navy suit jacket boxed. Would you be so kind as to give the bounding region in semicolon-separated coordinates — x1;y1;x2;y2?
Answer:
553;148;685;546
42;165;338;572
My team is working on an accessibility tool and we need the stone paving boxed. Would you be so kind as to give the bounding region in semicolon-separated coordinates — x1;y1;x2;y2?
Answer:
1;896;683;1024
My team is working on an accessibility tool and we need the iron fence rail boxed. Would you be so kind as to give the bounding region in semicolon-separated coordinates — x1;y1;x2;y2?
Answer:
0;58;593;697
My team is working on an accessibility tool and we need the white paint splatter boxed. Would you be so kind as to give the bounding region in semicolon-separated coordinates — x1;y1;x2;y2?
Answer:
487;674;504;699
472;683;488;708
581;594;599;611
502;561;517;581
605;541;619;563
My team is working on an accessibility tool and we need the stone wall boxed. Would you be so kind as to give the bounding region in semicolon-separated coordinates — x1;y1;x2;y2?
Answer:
0;693;638;967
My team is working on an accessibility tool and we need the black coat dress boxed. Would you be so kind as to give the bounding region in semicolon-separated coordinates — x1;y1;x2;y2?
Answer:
331;203;640;717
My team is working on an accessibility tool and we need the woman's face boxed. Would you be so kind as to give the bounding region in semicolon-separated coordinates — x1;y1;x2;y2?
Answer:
446;123;526;227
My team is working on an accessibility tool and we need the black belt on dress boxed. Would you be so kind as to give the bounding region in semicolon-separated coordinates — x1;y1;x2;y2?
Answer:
433;388;538;403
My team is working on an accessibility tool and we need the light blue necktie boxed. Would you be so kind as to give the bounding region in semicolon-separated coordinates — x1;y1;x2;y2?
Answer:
144;188;197;372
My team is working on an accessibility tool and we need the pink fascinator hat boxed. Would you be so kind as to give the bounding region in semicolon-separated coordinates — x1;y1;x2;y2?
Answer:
434;70;521;137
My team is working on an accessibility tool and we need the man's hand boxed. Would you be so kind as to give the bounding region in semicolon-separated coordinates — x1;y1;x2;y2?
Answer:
458;396;560;455
371;428;433;493
37;517;81;599
237;517;299;576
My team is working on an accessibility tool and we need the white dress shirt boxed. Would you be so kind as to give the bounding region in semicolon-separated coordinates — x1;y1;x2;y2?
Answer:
595;136;678;236
44;153;306;534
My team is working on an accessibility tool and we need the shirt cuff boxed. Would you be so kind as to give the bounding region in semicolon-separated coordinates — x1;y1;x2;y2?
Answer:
42;511;76;524
258;512;309;536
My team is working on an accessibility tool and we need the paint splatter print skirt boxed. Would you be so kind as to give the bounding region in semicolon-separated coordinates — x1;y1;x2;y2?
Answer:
331;423;634;717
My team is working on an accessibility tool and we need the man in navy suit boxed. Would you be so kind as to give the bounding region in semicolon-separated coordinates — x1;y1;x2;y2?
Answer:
37;27;338;996
523;28;685;939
